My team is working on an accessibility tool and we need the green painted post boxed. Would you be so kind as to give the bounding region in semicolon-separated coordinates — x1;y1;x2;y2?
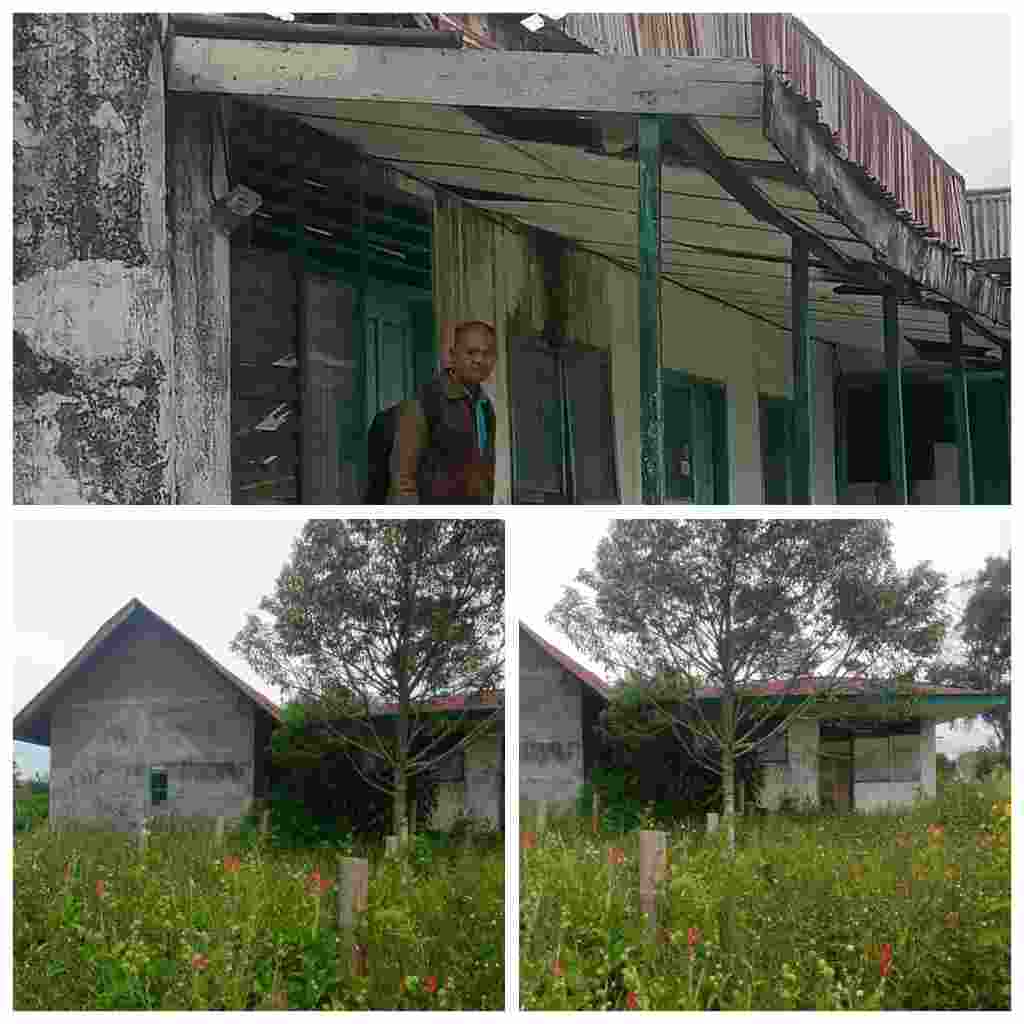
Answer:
790;237;815;504
638;115;664;504
883;295;908;503
949;313;975;504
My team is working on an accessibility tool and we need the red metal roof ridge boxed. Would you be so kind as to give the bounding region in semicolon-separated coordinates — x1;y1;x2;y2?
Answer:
519;621;610;699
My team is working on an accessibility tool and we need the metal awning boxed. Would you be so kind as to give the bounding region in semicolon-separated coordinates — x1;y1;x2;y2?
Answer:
168;33;1009;368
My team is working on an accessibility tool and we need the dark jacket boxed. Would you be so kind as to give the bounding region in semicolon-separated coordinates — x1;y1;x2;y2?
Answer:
390;372;496;503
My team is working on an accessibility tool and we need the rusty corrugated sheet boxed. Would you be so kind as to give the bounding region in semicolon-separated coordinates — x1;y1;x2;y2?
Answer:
964;188;1011;262
561;12;968;252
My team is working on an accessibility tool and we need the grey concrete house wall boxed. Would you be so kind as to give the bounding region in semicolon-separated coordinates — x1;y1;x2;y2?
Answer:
519;624;607;810
14;599;279;831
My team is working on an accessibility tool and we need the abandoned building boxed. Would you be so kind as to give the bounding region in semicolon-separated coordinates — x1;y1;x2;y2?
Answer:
12;13;1011;505
519;624;1007;813
13;598;504;831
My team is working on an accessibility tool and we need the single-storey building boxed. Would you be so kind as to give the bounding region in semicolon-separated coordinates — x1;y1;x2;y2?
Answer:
519;625;1007;813
13;598;504;831
13;13;1010;505
13;598;280;830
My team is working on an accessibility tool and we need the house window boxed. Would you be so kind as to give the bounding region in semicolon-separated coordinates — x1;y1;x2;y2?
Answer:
854;734;921;783
510;338;618;504
433;748;466;783
150;766;169;805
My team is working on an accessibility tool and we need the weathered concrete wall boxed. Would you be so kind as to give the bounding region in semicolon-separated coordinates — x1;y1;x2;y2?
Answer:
48;614;256;829
166;93;231;503
519;631;585;808
14;14;231;504
13;14;172;503
433;199;792;504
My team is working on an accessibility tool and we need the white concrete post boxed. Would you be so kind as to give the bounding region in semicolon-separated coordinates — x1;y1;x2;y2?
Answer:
337;857;369;977
638;830;668;941
706;812;720;835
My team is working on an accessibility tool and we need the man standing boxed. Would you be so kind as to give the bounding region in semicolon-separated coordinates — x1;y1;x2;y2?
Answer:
390;319;497;503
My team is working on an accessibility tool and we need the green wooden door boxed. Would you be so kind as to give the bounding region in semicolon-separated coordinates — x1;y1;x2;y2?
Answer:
968;374;1010;504
663;370;728;504
760;396;793;504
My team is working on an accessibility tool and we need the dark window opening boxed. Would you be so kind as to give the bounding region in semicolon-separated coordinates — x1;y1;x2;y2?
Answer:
664;369;729;504
150;767;169;806
433;748;466;783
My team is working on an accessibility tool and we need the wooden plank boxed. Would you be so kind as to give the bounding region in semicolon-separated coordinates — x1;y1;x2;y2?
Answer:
169;36;764;117
883;295;908;504
764;75;1010;327
638;116;664;505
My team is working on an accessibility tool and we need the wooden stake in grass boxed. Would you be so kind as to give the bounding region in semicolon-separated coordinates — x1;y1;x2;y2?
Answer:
638;829;667;941
592;790;601;835
260;808;271;841
337;857;369;977
707;812;720;835
137;819;149;855
536;799;548;835
384;835;400;859
213;815;225;848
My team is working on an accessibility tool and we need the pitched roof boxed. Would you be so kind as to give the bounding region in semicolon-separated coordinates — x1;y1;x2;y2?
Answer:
519;622;609;701
13;598;280;746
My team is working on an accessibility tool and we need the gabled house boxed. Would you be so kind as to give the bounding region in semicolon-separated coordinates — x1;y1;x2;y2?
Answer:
13;599;280;830
519;622;608;808
13;13;1009;505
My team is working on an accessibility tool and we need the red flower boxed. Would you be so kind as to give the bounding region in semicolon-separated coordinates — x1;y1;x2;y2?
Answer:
626;991;639;1010
95;878;106;899
424;975;438;994
688;926;701;947
191;953;210;971
521;831;537;850
306;867;332;894
223;855;241;873
879;943;893;978
926;823;945;844
607;846;625;866
63;862;72;882
551;959;565;977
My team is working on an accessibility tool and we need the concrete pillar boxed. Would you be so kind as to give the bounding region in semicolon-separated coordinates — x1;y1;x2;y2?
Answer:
13;14;231;504
786;718;820;807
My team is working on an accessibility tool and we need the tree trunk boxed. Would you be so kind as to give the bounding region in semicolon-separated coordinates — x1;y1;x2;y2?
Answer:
393;763;408;846
721;694;737;854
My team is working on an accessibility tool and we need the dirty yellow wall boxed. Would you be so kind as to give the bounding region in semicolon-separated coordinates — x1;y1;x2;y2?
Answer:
434;199;792;504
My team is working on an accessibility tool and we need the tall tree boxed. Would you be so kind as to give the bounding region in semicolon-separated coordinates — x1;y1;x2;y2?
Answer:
960;554;1011;756
548;519;948;851
233;519;505;840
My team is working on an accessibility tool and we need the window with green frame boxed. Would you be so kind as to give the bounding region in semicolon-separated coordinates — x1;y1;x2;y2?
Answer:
150;766;169;806
663;369;730;504
509;338;618;504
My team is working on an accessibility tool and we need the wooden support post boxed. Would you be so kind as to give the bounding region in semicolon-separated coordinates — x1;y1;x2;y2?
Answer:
638;830;667;940
883;294;908;503
260;808;271;841
138;820;149;854
638;114;665;505
337;857;369;977
706;812;720;835
591;790;600;836
535;799;548;835
949;313;976;504
214;815;225;847
790;237;815;504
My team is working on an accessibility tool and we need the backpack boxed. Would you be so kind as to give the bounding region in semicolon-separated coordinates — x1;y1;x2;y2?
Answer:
363;381;445;503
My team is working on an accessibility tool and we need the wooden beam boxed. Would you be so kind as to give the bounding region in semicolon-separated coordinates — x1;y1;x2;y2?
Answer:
168;36;763;118
883;295;907;504
949;313;976;505
791;237;815;504
764;74;1010;328
638;115;665;505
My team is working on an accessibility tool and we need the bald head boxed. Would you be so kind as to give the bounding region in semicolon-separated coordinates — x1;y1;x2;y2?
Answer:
450;321;497;388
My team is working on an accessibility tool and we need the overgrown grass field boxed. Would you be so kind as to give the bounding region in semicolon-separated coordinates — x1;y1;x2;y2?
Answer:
521;776;1010;1010
14;815;503;1010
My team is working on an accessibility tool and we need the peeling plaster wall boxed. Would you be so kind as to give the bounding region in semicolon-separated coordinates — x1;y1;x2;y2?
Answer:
465;733;502;826
13;14;173;503
433;199;791;504
48;615;257;829
519;631;585;809
14;15;231;504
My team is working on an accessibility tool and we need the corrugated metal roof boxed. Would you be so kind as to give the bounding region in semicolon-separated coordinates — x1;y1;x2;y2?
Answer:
964;188;1011;262
561;12;969;253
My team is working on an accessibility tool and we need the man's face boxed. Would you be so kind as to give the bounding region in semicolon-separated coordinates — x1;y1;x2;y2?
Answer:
450;324;497;387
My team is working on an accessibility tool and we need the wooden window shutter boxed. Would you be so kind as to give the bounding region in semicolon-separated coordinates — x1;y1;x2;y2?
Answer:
563;345;619;503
